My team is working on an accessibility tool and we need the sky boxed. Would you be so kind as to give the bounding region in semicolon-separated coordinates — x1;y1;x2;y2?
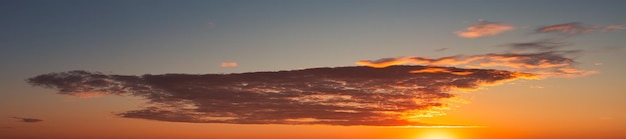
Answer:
1;0;626;139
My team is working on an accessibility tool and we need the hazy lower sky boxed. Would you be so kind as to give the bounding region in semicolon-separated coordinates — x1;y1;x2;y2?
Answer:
1;0;626;139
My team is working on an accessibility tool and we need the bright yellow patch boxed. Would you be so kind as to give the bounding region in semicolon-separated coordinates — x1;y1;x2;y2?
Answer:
417;130;457;139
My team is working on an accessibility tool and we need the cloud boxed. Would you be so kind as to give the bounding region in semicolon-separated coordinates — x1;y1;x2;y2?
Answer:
27;66;530;126
455;20;514;38
502;39;570;51
536;22;625;34
357;40;595;78
409;67;474;76
207;22;216;29
536;22;588;34
13;117;43;123
603;25;625;32
221;62;238;67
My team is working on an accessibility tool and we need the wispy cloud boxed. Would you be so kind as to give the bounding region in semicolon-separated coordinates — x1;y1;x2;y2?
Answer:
12;117;43;123
536;22;625;34
221;62;238;67
603;25;625;32
536;22;588;34
27;66;529;126
207;22;216;29
357;40;595;78
503;39;570;51
455;20;514;38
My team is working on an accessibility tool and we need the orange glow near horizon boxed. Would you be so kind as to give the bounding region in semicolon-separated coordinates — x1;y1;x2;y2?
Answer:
415;129;459;139
417;131;458;139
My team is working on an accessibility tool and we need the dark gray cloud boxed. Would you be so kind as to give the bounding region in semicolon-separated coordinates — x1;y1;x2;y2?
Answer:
536;22;625;34
536;22;586;34
502;39;571;52
27;66;528;126
13;117;43;123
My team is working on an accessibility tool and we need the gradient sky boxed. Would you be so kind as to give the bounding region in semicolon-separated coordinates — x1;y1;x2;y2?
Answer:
1;0;626;139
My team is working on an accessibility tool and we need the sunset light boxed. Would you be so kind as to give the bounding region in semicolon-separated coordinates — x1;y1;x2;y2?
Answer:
1;1;625;139
417;130;458;139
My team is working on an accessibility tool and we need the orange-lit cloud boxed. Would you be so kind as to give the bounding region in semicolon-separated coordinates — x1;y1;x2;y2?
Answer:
357;40;594;78
410;67;473;75
27;66;528;126
221;62;238;67
537;22;625;34
455;20;514;38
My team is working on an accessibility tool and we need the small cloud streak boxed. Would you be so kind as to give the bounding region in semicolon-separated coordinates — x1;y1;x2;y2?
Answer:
27;66;530;126
455;20;514;38
13;117;43;123
503;39;570;51
537;22;625;34
207;22;216;29
603;25;625;32
221;62;238;67
537;22;588;34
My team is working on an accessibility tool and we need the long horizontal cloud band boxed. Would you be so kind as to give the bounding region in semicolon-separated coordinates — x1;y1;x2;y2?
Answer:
27;66;528;126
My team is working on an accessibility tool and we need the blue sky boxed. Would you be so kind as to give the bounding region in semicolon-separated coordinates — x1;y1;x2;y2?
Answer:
3;0;624;75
